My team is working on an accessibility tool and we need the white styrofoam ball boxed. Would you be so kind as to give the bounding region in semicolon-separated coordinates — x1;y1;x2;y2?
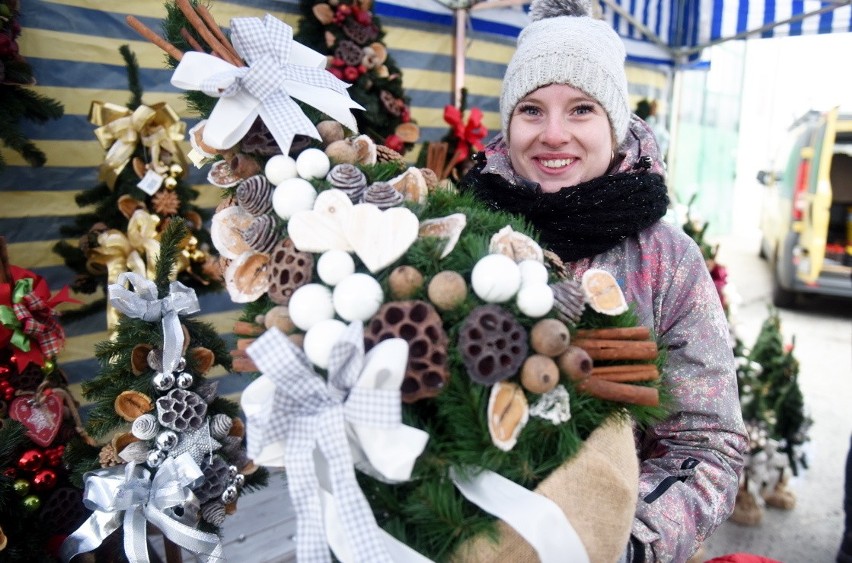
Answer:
288;283;334;331
518;259;549;287
264;154;298;186
303;319;347;369
317;250;355;286
516;283;555;318
471;253;521;303
333;273;384;321
272;178;317;220
296;148;331;180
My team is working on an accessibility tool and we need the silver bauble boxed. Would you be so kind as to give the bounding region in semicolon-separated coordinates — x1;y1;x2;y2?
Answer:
156;430;179;451
221;485;238;504
147;449;167;468
153;371;175;391
176;372;194;389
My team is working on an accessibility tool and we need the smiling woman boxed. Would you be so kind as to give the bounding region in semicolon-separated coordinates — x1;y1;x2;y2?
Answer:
458;0;748;560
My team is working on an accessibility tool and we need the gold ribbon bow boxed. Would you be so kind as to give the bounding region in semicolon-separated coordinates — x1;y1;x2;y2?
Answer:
89;101;187;187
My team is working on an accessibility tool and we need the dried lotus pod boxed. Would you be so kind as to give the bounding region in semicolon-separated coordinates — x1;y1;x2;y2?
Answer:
189;346;216;375
489;225;544;263
236;175;274;216
115;390;154;422
376;144;405;165
327;163;368;203
131;343;154;375
361;181;404;209
551;279;585;325
582;269;628;315
458;305;529;385
156;389;207;432
39;487;88;535
267;238;314;305
364;300;450;403
201;501;226;526
335;39;363;66
195;457;230;503
244;214;280;254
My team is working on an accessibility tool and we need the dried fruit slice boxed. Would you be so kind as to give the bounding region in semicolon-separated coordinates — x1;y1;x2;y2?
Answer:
487;381;529;451
581;268;628;315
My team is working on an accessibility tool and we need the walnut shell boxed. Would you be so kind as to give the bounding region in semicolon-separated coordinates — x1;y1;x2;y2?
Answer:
131;343;154;375
114;390;154;422
189;347;216;375
458;305;528;385
364;300;449;403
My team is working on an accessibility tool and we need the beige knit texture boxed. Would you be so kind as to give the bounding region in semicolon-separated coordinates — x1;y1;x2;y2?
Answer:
452;417;639;563
500;16;630;144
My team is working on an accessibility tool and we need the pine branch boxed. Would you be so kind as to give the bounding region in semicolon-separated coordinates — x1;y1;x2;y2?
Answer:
120;44;144;110
155;218;186;297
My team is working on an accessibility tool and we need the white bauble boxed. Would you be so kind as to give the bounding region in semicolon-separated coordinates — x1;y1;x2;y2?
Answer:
333;273;384;321
264;154;298;186
296;148;331;180
317;250;355;286
303;319;347;369
272;178;317;220
516;283;554;318
471;253;522;303
288;283;334;330
518;259;549;287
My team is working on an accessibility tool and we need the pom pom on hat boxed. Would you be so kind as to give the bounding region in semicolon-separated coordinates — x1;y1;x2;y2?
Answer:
500;0;630;144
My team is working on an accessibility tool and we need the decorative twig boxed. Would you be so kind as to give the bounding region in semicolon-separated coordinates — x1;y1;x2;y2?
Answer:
426;142;449;180
441;146;466;180
126;15;184;61
179;27;206;53
175;0;243;67
196;4;241;61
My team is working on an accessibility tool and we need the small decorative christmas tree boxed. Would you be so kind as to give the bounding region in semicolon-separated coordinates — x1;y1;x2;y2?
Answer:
53;46;220;326
295;0;420;152
61;222;267;561
0;238;91;561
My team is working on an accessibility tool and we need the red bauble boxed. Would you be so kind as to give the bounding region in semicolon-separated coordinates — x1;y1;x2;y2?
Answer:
328;67;344;80
343;66;360;82
32;469;58;492
18;449;45;472
3;467;17;478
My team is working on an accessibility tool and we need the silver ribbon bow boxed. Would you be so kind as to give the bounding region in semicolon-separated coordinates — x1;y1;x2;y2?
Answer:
246;322;396;563
60;453;223;563
108;272;200;374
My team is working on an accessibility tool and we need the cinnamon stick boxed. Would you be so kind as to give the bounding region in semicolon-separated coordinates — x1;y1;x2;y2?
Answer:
126;16;184;61
0;237;11;284
195;4;241;60
575;326;651;341
573;338;658;361
575;376;659;407
427;142;448;180
441;146;466;180
235;337;256;351
179;27;206;53
229;350;258;373
592;364;659;383
175;0;243;66
232;320;264;337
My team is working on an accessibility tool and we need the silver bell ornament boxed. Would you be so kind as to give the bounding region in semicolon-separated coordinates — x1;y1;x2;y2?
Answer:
153;371;175;391
155;430;179;451
147;449;167;468
221;485;238;504
175;372;194;389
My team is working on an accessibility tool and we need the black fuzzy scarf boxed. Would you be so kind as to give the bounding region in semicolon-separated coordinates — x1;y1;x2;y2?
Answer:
459;163;670;262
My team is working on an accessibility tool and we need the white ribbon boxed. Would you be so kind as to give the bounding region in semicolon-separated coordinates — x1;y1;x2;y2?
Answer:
170;14;363;154
108;272;200;374
60;454;223;563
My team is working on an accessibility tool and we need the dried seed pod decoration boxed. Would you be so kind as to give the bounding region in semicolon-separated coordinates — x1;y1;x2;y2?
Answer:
488;381;529;451
581;269;628;315
326;163;368;203
361;181;404;210
244;215;280;254
236;175;274;216
115;390;154;422
458;305;529;385
267;238;315;306
551;279;586;325
131;343;155;375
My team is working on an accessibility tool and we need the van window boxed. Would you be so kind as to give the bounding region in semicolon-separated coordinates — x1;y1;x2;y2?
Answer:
778;130;808;199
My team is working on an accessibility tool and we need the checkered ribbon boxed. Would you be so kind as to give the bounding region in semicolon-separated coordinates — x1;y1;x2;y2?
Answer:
0;276;75;360
246;322;402;563
108;272;200;374
170;14;362;155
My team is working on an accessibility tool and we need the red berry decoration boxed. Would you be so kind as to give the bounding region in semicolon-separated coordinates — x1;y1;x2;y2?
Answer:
343;66;360;82
32;469;58;492
18;449;44;472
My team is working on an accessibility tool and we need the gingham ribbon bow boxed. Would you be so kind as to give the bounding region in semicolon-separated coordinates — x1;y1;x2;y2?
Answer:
171;14;363;155
60;454;223;563
108;272;200;374
245;322;426;562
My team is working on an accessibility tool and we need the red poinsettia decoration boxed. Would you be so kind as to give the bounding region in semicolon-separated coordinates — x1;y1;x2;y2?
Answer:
0;265;77;370
444;104;488;165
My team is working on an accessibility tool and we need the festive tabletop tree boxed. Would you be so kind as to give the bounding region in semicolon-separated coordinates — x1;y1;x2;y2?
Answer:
0;0;64;172
53;45;220;327
60;222;267;561
0;237;92;561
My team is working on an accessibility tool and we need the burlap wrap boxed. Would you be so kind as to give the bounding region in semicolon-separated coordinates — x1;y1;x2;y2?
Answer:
452;417;639;563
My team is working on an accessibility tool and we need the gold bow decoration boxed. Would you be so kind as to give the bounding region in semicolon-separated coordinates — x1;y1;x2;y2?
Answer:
89;101;187;188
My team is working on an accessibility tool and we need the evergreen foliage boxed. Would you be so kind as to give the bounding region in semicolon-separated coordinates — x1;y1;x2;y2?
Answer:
52;45;219;310
0;0;64;172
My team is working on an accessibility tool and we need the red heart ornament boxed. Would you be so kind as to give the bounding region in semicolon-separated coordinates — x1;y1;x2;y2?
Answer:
9;393;64;447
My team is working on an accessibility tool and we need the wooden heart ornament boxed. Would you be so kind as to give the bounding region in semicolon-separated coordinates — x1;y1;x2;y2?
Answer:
345;204;419;273
288;189;354;253
9;393;64;447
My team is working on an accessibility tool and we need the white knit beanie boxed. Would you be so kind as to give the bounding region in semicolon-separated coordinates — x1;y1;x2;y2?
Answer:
500;0;630;144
